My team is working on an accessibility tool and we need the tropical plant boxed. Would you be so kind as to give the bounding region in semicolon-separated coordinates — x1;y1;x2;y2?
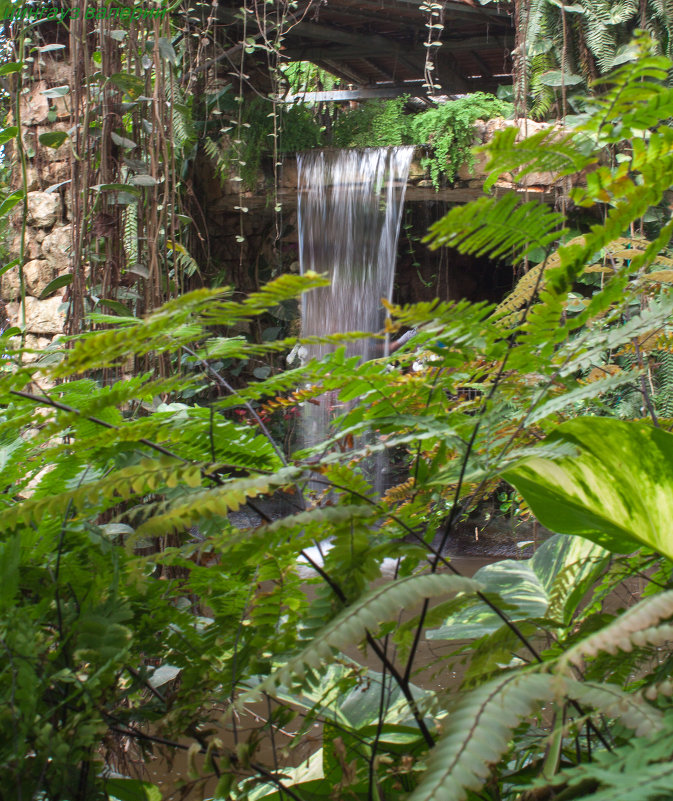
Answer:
331;92;513;187
517;0;673;117
4;30;673;801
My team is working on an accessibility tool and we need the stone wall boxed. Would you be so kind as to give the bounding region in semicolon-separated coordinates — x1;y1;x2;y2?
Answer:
3;64;73;347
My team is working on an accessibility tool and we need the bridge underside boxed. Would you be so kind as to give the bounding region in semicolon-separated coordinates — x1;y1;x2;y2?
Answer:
217;0;515;98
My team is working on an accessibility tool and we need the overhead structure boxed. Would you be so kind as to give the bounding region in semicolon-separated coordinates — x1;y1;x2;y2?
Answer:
216;0;515;98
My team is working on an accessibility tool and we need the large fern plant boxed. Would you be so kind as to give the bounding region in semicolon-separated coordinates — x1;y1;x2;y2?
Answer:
518;0;673;117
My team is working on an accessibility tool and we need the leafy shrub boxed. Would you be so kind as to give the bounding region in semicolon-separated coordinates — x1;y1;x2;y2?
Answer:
332;95;412;148
410;92;513;186
332;91;512;186
3;34;673;801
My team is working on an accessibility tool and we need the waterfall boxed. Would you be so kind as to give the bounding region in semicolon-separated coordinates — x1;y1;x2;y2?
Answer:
297;146;414;460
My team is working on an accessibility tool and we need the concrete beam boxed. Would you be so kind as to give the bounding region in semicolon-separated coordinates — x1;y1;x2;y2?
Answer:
283;84;426;103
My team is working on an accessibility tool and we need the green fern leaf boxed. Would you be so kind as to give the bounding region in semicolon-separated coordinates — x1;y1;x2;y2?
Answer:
424;194;565;267
483;127;596;192
409;672;553;801
560;590;673;669
254;573;482;695
566;679;663;736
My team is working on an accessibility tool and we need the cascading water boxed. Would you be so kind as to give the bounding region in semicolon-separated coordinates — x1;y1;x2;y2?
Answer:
297;146;414;465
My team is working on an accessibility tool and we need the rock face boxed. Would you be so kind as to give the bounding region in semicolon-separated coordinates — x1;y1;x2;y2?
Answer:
7;66;73;337
26;192;60;228
41;225;71;269
20;334;53;363
22;294;67;335
24;259;56;297
19;81;50;126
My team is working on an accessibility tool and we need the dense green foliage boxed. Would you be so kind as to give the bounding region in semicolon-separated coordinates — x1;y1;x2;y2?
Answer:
209;91;512;191
519;0;673;117
332;92;513;186
2;34;673;801
410;92;513;185
331;95;411;148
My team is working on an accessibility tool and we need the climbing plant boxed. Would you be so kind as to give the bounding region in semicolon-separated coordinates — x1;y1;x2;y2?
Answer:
410;92;513;186
332;92;513;187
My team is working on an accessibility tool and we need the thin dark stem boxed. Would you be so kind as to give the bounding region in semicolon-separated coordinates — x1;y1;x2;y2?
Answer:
181;343;307;510
265;693;281;794
403;248;552;686
297;546;434;747
11;389;191;464
249;762;308;801
181;344;290;469
124;665;167;705
368;634;391;801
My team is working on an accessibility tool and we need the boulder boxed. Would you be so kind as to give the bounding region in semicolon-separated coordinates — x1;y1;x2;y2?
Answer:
457;151;489;181
47;161;69;184
41;225;71;270
1;266;20;301
26;191;60;228
21;165;40;192
19;80;50;126
20;334;53;363
23;293;67;334
9;232;41;261
1;260;57;300
24;259;57;297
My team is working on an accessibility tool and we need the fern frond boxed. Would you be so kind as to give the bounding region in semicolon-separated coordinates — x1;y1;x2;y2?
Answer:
122;203;138;271
526;370;640;424
409;672;553;801
2;457;204;527
483;127;596;192
135;466;303;537
584;39;673;139
166;239;200;278
561;292;673;374
166;80;195;151
424;194;565;267
560;590;673;669
252;574;481;696
408;670;662;801
566;679;663;736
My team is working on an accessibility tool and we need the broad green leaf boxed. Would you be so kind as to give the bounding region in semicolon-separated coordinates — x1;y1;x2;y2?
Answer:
100;298;134;317
39;131;68;149
0;126;18;146
105;778;162;801
0;62;21;75
503;417;673;559
0;190;24;217
40;85;69;98
427;534;606;640
158;37;177;64
110;131;137;150
0;258;19;277
538;70;584;87
109;72;145;99
39;274;72;299
130;174;157;186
